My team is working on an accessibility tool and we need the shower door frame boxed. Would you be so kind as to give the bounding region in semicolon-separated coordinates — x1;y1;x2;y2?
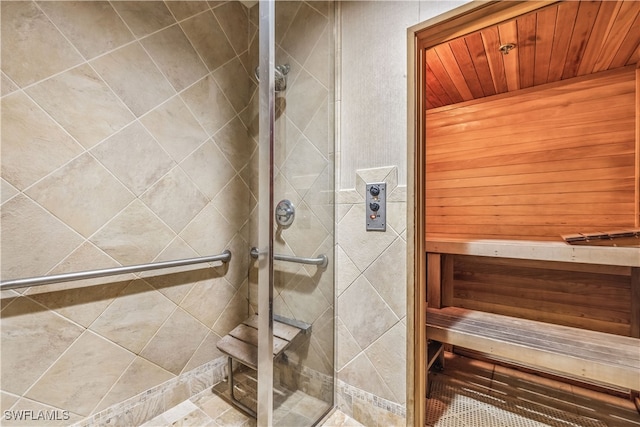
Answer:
257;0;276;425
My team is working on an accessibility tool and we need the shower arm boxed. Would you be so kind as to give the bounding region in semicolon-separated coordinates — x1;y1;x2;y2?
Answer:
0;250;232;291
249;247;328;269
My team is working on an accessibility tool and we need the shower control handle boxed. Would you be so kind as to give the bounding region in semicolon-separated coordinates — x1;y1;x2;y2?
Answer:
366;182;386;232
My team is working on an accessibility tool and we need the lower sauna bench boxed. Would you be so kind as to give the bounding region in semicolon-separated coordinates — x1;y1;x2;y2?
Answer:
216;314;310;417
427;307;640;392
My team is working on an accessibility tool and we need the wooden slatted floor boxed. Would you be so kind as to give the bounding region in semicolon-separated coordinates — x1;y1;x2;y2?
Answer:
427;352;640;427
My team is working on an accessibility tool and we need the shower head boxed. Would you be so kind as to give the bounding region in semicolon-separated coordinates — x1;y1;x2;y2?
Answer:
254;64;290;92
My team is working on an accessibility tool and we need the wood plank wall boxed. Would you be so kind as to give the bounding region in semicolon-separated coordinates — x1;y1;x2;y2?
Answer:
425;66;637;241
447;255;633;336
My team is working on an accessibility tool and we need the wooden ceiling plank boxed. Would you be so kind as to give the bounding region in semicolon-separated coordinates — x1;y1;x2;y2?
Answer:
593;0;640;72
498;20;520;92
481;26;509;94
425;78;444;110
609;6;640;68
426;48;465;104
426;61;455;107
465;32;497;97
577;1;623;76
534;5;558;86
432;44;475;101
517;12;537;89
547;1;580;83
449;37;485;99
562;1;601;80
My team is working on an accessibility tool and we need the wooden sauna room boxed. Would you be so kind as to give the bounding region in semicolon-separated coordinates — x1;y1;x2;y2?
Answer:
411;0;640;425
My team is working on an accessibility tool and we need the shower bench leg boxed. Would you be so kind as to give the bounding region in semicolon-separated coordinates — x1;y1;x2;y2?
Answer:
226;356;257;418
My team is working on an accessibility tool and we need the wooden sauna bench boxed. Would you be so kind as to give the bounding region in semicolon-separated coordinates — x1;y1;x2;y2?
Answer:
425;238;640;396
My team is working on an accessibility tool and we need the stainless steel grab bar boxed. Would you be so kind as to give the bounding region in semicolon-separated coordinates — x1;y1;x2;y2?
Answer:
250;247;328;268
0;250;232;291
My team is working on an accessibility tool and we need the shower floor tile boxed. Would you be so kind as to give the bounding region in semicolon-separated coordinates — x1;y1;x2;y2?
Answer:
142;368;336;427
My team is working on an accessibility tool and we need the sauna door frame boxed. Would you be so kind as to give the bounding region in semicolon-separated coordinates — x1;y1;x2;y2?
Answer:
406;2;561;426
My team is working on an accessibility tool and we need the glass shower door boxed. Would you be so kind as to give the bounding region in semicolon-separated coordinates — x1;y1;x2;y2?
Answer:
256;1;335;425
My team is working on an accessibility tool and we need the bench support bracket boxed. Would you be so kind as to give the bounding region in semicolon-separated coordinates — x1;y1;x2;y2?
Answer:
225;357;257;418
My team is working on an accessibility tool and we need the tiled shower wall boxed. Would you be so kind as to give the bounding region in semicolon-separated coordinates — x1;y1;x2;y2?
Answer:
1;1;257;424
335;2;469;425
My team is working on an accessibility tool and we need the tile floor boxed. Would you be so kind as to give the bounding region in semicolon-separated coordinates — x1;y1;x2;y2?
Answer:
427;353;640;427
141;368;341;427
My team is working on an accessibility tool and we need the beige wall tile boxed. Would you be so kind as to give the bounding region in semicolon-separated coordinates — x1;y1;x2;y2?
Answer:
280;2;327;65
213;58;255;116
1;72;19;97
213;1;249;56
274;116;303;169
336;245;359;297
0;391;19;413
140;96;208;163
337;319;362;371
338;275;397;350
285;69;328;132
274;2;302;43
212;175;255;230
27;280;129;329
140;167;208;233
26;153;134;238
141;238;202;302
8;397;84;426
1;179;18;204
111;2;176;39
180;11;237;72
282;273;331;325
281;136;327;195
305;25;332;90
91;42;174;117
364;321;406;404
304;99;331;158
165;1;210;21
38;1;134;60
140;308;209;375
280;201;329;255
91;122;175;196
26;331;136;416
224;234;252;289
26;64;135;149
179;139;236;200
1;1;83;87
337;204;397;272
183;331;224;372
89;200;175;265
212;280;250;336
1;297;84;395
141;24;208;92
94;357;174;413
180;75;236;136
338;353;396;402
89;280;176;353
179;203;235;256
1;195;84;281
1;92;83;191
181;277;236;328
214;117;256;172
363;237;406;318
